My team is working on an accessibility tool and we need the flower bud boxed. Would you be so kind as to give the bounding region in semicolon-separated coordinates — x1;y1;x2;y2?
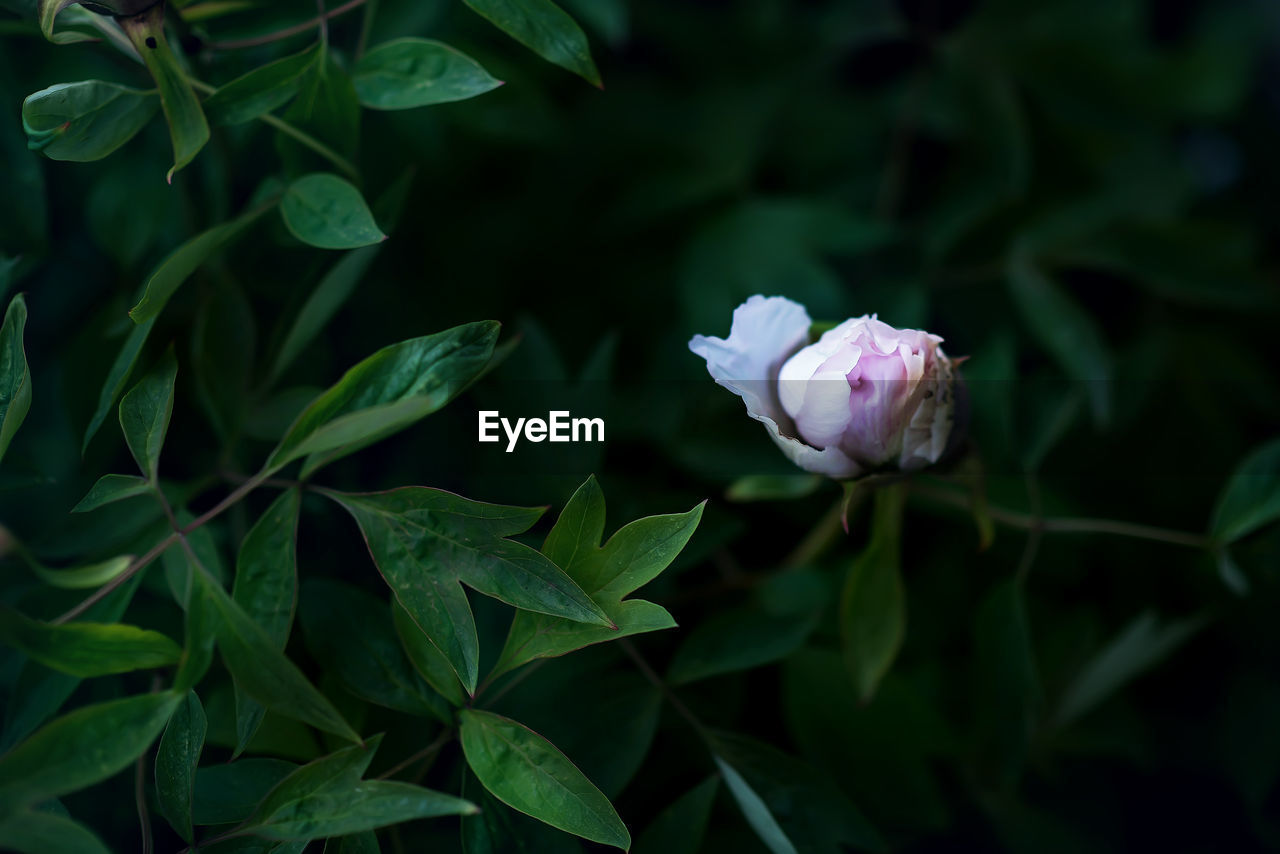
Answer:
689;295;959;479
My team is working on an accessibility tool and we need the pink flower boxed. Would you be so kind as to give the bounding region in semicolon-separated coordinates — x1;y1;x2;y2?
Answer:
689;296;958;478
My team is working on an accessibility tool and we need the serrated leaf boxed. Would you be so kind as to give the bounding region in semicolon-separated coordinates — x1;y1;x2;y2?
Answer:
1053;611;1209;728
0;294;30;467
354;38;503;110
839;483;906;703
1210;438;1280;544
241;737;476;841
0;691;180;812
193;758;298;826
280;174;386;250
21;81;159;161
266;321;499;475
0;808;110;854
0;606;180;677
118;346;177;482
493;475;703;680
83;315;155;452
459;709;629;849
327;487;611;694
667;570;824;685
156;690;206;843
71;473;151;513
129;203;274;324
232;489;300;754
1007;251;1113;426
204;44;321;125
464;0;601;87
197;570;361;743
119;4;209;179
300;579;450;722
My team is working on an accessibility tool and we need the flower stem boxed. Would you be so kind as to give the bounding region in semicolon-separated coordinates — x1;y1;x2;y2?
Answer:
204;0;368;50
54;471;269;624
186;78;360;182
910;483;1211;550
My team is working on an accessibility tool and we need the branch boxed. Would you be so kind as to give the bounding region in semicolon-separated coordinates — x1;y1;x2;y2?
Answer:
204;0;368;50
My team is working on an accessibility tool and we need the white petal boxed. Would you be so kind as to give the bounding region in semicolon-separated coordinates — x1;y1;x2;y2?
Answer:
690;295;862;479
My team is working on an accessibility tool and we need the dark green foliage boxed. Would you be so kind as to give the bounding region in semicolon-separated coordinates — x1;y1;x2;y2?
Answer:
2;0;1279;851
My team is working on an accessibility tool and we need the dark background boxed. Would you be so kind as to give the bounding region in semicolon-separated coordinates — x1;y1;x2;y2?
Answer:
3;0;1280;850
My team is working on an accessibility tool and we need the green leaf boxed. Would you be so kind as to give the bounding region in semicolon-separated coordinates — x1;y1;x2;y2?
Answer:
839;484;907;702
241;737;476;841
1007;251;1113;425
459;709;629;849
71;473;152;513
0;607;180;677
724;473;823;503
21;81;159;161
327;487;612;694
232;489;301;754
203;44;321;125
269;245;381;386
667;570;825;685
197;570;361;743
128;202;275;324
323;832;380;854
0;294;31;467
0;691;180;812
632;776;718;854
174;580;217;694
119;3;209;179
277;52;360;170
972;579;1040;789
713;755;797;854
300;579;451;722
392;598;467;707
0;808;110;854
354;38;503;109
266;320;499;476
0;575;145;752
1210;438;1280;544
492;475;703;680
1053;611;1209;728
712;732;884;854
193;758;298;826
280;174;386;250
463;0;601;87
118;347;177;482
24;553;135;590
83;315;155;453
156;690;206;843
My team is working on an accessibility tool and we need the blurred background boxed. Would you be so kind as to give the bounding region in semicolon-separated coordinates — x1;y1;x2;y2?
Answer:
3;0;1280;850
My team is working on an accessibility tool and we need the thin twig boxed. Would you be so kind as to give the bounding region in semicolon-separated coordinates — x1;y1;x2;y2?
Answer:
782;494;851;568
376;728;454;780
54;534;178;624
205;0;368;50
620;640;707;737
134;738;153;854
187;78;360;182
55;472;269;624
910;483;1211;550
475;659;547;708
